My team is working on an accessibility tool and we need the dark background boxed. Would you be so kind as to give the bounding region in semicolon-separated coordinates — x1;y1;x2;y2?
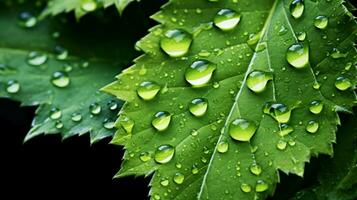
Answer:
1;1;356;199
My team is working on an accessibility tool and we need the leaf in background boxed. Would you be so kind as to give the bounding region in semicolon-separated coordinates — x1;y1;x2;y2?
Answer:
0;1;144;143
41;0;138;19
104;0;357;199
292;110;357;200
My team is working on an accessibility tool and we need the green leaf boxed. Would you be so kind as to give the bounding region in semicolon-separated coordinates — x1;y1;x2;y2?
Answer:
0;2;139;143
104;0;357;199
292;111;357;200
41;0;138;19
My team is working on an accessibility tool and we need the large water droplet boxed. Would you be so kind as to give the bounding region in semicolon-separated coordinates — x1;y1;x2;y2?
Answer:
306;120;319;133
139;152;151;162
214;9;241;31
160;29;192;57
250;163;262;175
335;76;352;91
290;0;304;19
286;43;309;69
6;80;20;94
27;51;48;66
173;172;185;184
185;60;216;87
189;98;208;117
71;112;82;122
246;70;273;93
137;81;161;100
264;102;292;123
217;141;229;153
119;115;134;133
18;12;37;28
51;71;70;88
314;16;329;29
229;118;257;142
50;107;62;120
152;111;172;131
255;180;268;192
154;144;175;164
89;102;101;115
241;183;252;193
309;100;323;114
81;0;97;12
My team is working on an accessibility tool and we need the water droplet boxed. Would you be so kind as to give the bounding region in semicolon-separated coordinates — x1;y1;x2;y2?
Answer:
213;9;241;31
63;63;73;72
241;183;252;193
279;124;294;136
89;103;101;115
160;29;192;57
290;0;304;19
185;60;216;87
160;178;169;186
255;180;268;192
27;51;48;66
276;140;287;150
213;82;220;88
191;164;199;174
217;141;229;153
6;80;20;94
81;0;97;12
152;111;172;131
54;46;68;60
108;100;118;111
119;115;134;133
297;32;306;41
139;152;151;162
286;43;309;69
137;81;161;100
51;71;70;88
264;102;292;123
173;172;185;184
330;48;347;59
335;76;352;91
71;113;82;122
188;98;208;117
314;16;329;29
246;70;273;93
250;163;262;175
18;12;37;28
55;120;63;129
309;100;323;114
313;82;321;90
50;107;62;120
103;118;115;129
306;120;319;133
229;118;257;142
154;144;175;164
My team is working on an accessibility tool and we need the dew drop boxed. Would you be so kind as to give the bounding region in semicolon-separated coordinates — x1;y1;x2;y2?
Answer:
330;48;347;59
246;70;273;93
71;112;82;122
154;144;175;164
276;140;287;150
297;32;306;41
152;111;172;131
108;100;118;111
306;120;319;133
51;71;70;88
335;76;352;91
173;172;185;184
27;51;48;66
81;0;97;12
191;164;199;174
314;16;329;29
185;60;216;88
6;80;20;94
240;183;252;193
309;100;323;114
139;152;151;162
160;29;192;57
103;118;115;129
264;102;292;123
290;0;304;19
279;124;294;136
160;178;169;187
229;118;257;142
18;12;37;28
89;102;101;115
50;107;62;120
137;81;161;100
286;43;309;69
119;115;134;133
217;141;229;153
188;98;208;117
256;180;268;192
54;46;68;60
55;120;63;129
250;163;262;176
213;9;241;31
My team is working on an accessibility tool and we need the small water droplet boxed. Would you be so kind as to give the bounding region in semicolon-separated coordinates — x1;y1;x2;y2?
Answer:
246;70;273;93
50;107;62;120
81;0;97;12
185;60;216;88
71;112;82;122
6;80;20;94
335;76;352;91
18;12;37;28
290;0;304;19
55;120;63;129
108;100;118;111
152;111;172;131
160;29;192;57
103;118;115;129
51;71;70;88
188;98;208;117
119;115;134;133
89;102;101;115
213;9;241;31
137;81;161;100
276;140;287;150
313;82;321;90
264;102;292;123
286;43;309;69
27;51;48;66
229;118;257;142
139;152;151;162
241;183;252;193
160;178;169;186
173;172;185;184
330;48;347;59
314;16;329;29
255;180;268;192
279;124;294;136
250;163;262;175
309;100;323;114
297;32;306;41
217;141;229;153
213;82;220;88
306;120;319;133
154;144;175;164
191;164;199;174
191;129;199;136
54;46;68;60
